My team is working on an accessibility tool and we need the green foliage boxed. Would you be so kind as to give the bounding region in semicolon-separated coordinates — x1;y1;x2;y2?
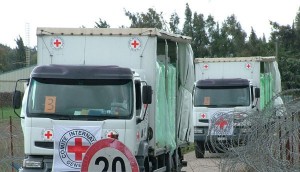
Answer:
182;3;193;37
0;36;37;73
124;8;164;29
0;44;11;72
0;106;21;119
192;12;209;58
15;36;26;68
169;12;180;34
95;18;110;28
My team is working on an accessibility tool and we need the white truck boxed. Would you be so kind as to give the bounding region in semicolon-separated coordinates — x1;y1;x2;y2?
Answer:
13;27;195;171
193;57;282;158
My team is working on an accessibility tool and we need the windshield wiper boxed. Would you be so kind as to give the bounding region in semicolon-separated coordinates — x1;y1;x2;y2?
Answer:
216;104;248;107
196;105;218;107
74;115;108;121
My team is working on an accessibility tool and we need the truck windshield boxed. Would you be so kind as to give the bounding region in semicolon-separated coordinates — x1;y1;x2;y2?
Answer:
194;86;250;107
27;78;133;120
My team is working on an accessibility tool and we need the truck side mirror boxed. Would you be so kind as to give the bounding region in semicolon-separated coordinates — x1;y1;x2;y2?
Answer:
13;90;22;109
255;88;260;98
142;85;152;104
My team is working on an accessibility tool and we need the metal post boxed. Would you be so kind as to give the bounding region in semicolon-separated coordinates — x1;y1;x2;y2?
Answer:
10;116;14;172
175;42;179;171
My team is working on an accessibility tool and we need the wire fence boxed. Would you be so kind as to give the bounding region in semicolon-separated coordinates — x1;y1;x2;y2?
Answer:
2;89;300;172
203;89;300;172
0;117;23;172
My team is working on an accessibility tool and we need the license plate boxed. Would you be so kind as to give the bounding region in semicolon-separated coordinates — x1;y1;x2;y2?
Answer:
217;137;227;141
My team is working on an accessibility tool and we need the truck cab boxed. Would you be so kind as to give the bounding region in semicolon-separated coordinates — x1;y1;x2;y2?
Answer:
193;78;257;158
193;57;281;158
15;65;152;171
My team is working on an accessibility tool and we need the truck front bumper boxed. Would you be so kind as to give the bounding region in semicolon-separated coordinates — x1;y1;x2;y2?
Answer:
194;127;249;145
18;156;53;172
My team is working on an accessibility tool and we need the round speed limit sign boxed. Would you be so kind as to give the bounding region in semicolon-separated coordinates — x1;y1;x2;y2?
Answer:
81;138;139;172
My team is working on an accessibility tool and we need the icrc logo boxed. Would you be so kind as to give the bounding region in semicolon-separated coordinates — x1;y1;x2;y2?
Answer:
209;111;234;135
59;129;97;169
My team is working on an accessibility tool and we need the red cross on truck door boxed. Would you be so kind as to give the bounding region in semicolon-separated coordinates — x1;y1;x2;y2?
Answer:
43;129;53;141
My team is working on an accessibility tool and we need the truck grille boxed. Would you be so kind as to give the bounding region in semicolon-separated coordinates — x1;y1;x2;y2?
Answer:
198;119;209;123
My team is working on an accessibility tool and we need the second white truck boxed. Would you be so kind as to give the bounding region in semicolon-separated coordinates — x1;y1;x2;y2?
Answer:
193;57;281;158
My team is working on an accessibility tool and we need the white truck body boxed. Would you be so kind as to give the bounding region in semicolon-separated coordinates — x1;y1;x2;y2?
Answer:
193;57;281;158
17;27;195;171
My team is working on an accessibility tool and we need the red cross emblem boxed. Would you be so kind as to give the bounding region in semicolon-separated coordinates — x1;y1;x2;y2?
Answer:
201;113;206;118
43;130;53;140
131;40;139;48
215;117;228;130
129;38;141;50
67;138;89;161
203;64;209;69
51;37;63;49
246;63;251;69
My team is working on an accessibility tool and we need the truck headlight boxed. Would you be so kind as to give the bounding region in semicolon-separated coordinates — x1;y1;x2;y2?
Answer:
23;159;43;169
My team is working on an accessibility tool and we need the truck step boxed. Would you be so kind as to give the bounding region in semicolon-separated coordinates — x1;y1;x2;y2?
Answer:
153;166;166;172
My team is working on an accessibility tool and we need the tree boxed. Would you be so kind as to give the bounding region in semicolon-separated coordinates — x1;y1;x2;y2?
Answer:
182;3;193;37
269;18;300;90
192;12;209;58
0;44;10;72
246;27;260;56
294;7;300;50
295;7;300;30
205;15;220;57
220;15;247;56
95;18;110;28
15;36;26;69
169;12;181;34
124;8;164;29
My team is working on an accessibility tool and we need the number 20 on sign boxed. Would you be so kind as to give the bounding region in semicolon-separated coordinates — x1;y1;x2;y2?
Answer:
81;138;139;172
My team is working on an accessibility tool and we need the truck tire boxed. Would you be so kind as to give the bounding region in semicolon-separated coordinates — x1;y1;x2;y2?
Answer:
195;141;205;158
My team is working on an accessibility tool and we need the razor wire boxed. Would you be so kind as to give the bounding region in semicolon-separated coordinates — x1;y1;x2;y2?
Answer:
0;117;24;172
198;89;300;172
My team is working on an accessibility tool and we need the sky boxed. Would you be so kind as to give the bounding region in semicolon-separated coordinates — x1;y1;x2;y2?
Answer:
1;0;299;48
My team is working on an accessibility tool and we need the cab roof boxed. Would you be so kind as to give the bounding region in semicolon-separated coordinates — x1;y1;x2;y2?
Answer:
31;65;133;79
196;78;249;88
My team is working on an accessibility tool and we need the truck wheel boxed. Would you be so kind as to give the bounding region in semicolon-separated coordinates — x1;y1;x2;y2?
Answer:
195;141;205;158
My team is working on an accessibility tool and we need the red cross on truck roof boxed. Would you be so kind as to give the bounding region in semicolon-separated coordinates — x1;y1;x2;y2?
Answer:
51;37;63;49
203;64;209;69
246;63;251;69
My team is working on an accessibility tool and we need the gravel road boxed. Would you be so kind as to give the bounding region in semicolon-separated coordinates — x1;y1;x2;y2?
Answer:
182;151;223;172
